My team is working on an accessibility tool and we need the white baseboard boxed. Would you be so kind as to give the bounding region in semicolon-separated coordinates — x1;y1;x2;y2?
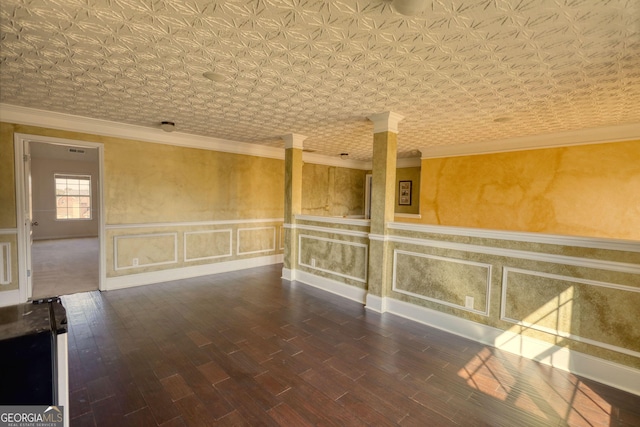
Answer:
291;270;367;304
281;267;294;281
384;297;640;397
0;289;21;307
104;254;283;291
365;293;385;313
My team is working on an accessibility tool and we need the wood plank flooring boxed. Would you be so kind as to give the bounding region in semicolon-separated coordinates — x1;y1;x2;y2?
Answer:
62;264;640;426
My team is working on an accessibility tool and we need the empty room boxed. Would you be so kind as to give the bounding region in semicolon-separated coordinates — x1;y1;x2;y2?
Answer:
1;1;639;426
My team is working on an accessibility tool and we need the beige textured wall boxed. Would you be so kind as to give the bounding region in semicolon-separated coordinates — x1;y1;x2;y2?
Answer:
388;230;640;369
0;122;285;282
395;167;420;215
104;138;284;224
0;123;17;229
302;163;366;217
418;141;640;240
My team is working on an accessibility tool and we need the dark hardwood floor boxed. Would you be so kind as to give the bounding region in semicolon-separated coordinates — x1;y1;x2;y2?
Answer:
62;264;640;426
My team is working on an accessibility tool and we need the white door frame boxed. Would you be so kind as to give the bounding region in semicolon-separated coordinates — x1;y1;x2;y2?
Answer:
14;133;106;301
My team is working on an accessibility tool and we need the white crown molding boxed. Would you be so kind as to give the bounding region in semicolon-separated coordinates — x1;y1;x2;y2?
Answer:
1;103;379;169
1;103;286;159
282;133;307;150
368;111;405;134
419;123;640;159
396;157;421;168
302;151;371;169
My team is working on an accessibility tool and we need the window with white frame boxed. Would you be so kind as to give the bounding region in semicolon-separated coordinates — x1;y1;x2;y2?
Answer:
55;174;92;220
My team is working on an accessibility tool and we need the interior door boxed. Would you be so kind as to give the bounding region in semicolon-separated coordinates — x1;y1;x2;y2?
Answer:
23;139;34;299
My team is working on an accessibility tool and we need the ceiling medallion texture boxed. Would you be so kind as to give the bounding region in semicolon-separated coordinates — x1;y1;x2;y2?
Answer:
1;0;639;160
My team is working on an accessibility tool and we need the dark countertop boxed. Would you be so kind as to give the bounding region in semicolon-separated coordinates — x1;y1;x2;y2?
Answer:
0;299;67;341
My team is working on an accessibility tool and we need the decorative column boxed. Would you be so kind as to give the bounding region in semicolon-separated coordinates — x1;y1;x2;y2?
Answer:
282;133;306;280
366;112;404;312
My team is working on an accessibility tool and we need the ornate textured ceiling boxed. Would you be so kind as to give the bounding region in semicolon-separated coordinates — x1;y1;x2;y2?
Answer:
1;0;639;160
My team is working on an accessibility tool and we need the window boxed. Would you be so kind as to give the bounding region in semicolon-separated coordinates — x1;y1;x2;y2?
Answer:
55;174;92;220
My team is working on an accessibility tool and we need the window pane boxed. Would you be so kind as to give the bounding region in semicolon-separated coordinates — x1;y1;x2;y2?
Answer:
54;174;92;220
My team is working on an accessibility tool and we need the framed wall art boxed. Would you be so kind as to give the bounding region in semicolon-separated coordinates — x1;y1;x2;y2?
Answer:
399;180;412;205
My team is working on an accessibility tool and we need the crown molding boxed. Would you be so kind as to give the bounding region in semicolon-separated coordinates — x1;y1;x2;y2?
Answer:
1;103;287;160
368;111;405;134
419;123;640;159
282;133;307;150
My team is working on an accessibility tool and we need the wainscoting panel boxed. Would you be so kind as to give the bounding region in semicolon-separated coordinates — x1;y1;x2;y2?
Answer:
0;242;11;285
501;267;640;358
184;229;232;262
114;233;178;270
237;226;276;255
0;231;19;293
298;234;368;283
392;249;492;315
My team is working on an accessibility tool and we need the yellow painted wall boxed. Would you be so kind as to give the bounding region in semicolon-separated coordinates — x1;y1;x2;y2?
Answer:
0;122;285;284
0;123;284;225
395;167;420;215
0;123;17;228
418;141;640;240
104;138;284;224
302;163;367;217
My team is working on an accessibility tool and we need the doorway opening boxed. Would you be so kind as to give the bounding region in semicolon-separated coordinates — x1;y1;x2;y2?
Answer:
14;134;105;302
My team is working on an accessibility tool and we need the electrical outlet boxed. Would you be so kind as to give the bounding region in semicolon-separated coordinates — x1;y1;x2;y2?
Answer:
311;258;316;267
465;296;474;309
133;258;139;266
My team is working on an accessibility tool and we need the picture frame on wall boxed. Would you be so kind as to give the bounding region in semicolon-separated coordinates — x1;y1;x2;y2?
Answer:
399;180;412;205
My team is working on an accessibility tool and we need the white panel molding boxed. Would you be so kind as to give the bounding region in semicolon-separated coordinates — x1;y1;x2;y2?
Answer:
295;215;371;227
385;234;640;275
293;270;367;304
279;226;285;250
114;232;178;270
392;249;492;316
0;229;18;235
105;218;284;230
184;229;233;262
298;234;368;283
388;222;640;253
0;243;11;285
419;123;640;159
237;226;277;256
501;267;640;359
105;254;283;291
382;297;640;396
293;224;370;238
0;289;21;308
